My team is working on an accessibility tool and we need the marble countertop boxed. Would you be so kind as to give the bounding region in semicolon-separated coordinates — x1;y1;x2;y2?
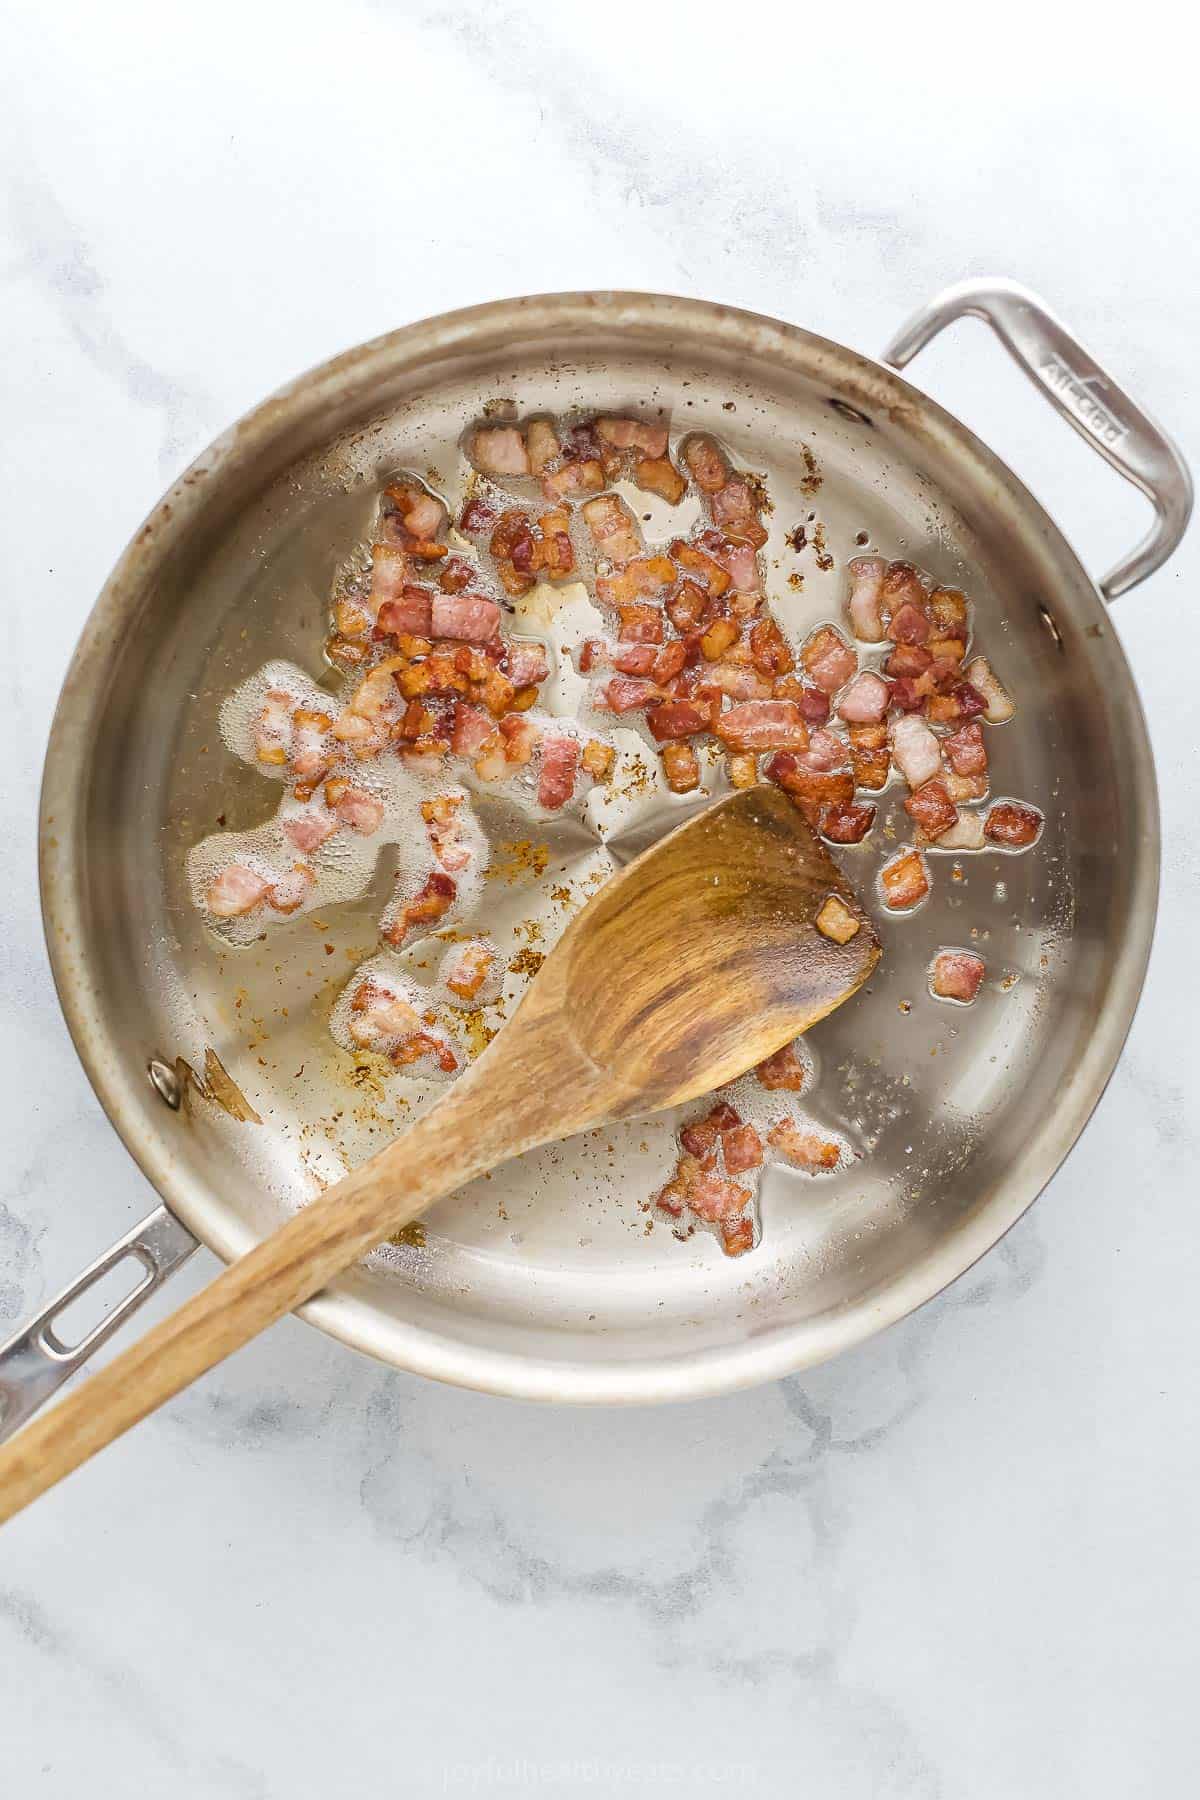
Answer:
3;4;1197;1794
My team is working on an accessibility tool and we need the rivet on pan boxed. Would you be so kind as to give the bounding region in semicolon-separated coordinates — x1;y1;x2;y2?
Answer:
1037;603;1064;649
147;1059;183;1110
826;397;875;428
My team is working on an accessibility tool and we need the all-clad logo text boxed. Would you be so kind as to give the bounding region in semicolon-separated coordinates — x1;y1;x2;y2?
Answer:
1040;356;1128;447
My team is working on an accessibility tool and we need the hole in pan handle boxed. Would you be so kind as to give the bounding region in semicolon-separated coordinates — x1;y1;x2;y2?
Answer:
881;276;1193;602
0;1206;199;1443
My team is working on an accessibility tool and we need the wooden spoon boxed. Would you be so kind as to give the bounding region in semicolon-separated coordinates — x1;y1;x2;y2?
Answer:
0;785;878;1522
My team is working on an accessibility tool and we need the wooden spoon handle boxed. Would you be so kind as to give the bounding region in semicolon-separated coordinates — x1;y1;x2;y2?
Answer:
0;1072;508;1525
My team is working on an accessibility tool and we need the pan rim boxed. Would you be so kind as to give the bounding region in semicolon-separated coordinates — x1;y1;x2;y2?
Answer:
37;288;1160;1402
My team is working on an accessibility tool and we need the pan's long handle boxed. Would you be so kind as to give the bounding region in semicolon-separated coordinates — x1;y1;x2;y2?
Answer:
881;277;1193;601
0;1206;199;1443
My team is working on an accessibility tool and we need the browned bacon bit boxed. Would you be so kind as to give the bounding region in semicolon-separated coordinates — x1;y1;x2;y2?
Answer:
880;561;928;617
617;603;665;645
716;700;810;751
942;720;989;778
381;482;448;559
596;554;676;609
821;803;876;846
884;642;933;680
634;457;687;504
525;418;561;476
669;539;732;596
581;740;614;780
710;477;769;549
700;616;738;661
266;863;315;915
327;783;384;836
755;1042;807;1092
652;642;688;684
377;585;434;637
765;751;854;811
848;721;890;790
904;779;958;840
605;675;661;714
385;870;457;945
660;740;700;793
397;656;468;702
666;580;708;632
499;715;538;765
349;980;420;1048
722;1122;764;1174
749;617;795;676
421;795;472;871
687;1171;753;1224
846;555;887;642
680;1101;742;1157
440;556;475;595
431;592;501;643
836;671;890;723
506;640;549;688
613;644;655;676
541;458;605;501
329;711;383;759
721;1216;755;1256
445;940;497;1001
726;751;758;788
815;894;862;942
925;681;987;725
984;801;1042;848
254;689;293;765
471;425;529;477
537;735;579;810
647;699;710;740
928;588;969;639
490;509;538;596
886;600;930;645
459;494;498;537
879;848;930;910
536;507;575;578
707;662;773;700
683;435;729;494
767;1118;840;1170
596;416;669;462
208;864;270;918
582;494;642;564
942;771;989;807
930;950;985;1004
800;625;857;695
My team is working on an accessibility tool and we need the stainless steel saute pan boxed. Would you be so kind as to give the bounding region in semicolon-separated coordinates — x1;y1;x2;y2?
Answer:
1;279;1189;1428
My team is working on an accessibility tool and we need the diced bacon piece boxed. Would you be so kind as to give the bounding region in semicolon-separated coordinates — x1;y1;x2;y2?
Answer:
421;795;472;870
963;656;1016;723
821;803;876;845
925;681;987;725
767;1118;841;1170
647;699;710;740
722;1123;763;1175
846;555;887;642
431;592;501;642
391;1027;459;1075
666;581;708;631
535;506;575;579
884;643;933;680
794;684;831;724
716;700;810;751
766;752;854;809
700;616;739;661
290;709;333;789
742;619;791;679
253;689;293;765
755;1043;808;1092
596;416;669;459
449;704;493;757
283;807;337;853
927;634;967;667
499;715;538;765
680;1101;742;1158
207;864;270;918
886;601;931;645
505;639;549;688
660;740;700;792
930;951;986;1004
880;561;928;616
836;671;890;724
267;863;315;914
368;543;409;611
617;603;665;645
582;494;642;563
669;540;731;595
613;644;657;675
942;770;989;804
329;711;384;759
596;554;677;608
710;478;768;548
815;894;862;941
382;482;447;556
604;676;661;713
652;642;688;684
848;721;890;791
377;586;433;636
384;870;458;945
890;713;942;789
935;808;987;850
329;784;384;836
352;661;407;720
795;727;849;773
928;587;969;636
707;663;774;700
578;639;607;674
541;458;605;500
525;418;562;475
801;626;857;695
683;436;729;493
537;736;579;810
904;779;957;840
879;849;930;910
688;1172;753;1224
348;980;422;1049
472;733;507;782
942;720;988;777
443;940;498;1002
721;1217;756;1256
458;495;497;536
581;739;615;781
471;425;529;477
634;456;687;503
984;801;1043;848
726;751;758;788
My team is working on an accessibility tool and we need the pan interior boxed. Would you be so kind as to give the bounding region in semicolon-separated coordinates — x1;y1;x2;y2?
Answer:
47;299;1154;1394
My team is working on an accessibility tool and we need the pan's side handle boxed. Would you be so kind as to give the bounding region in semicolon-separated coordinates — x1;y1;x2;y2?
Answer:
881;277;1193;601
0;1206;199;1443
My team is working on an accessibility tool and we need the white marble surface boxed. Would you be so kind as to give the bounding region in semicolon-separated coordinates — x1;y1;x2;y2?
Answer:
2;3;1198;1793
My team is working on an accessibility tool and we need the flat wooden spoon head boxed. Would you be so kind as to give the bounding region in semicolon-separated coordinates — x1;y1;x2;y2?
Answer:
502;782;880;1125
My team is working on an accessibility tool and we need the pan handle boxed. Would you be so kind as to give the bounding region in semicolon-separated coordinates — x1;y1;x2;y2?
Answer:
881;277;1193;601
0;1205;199;1443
